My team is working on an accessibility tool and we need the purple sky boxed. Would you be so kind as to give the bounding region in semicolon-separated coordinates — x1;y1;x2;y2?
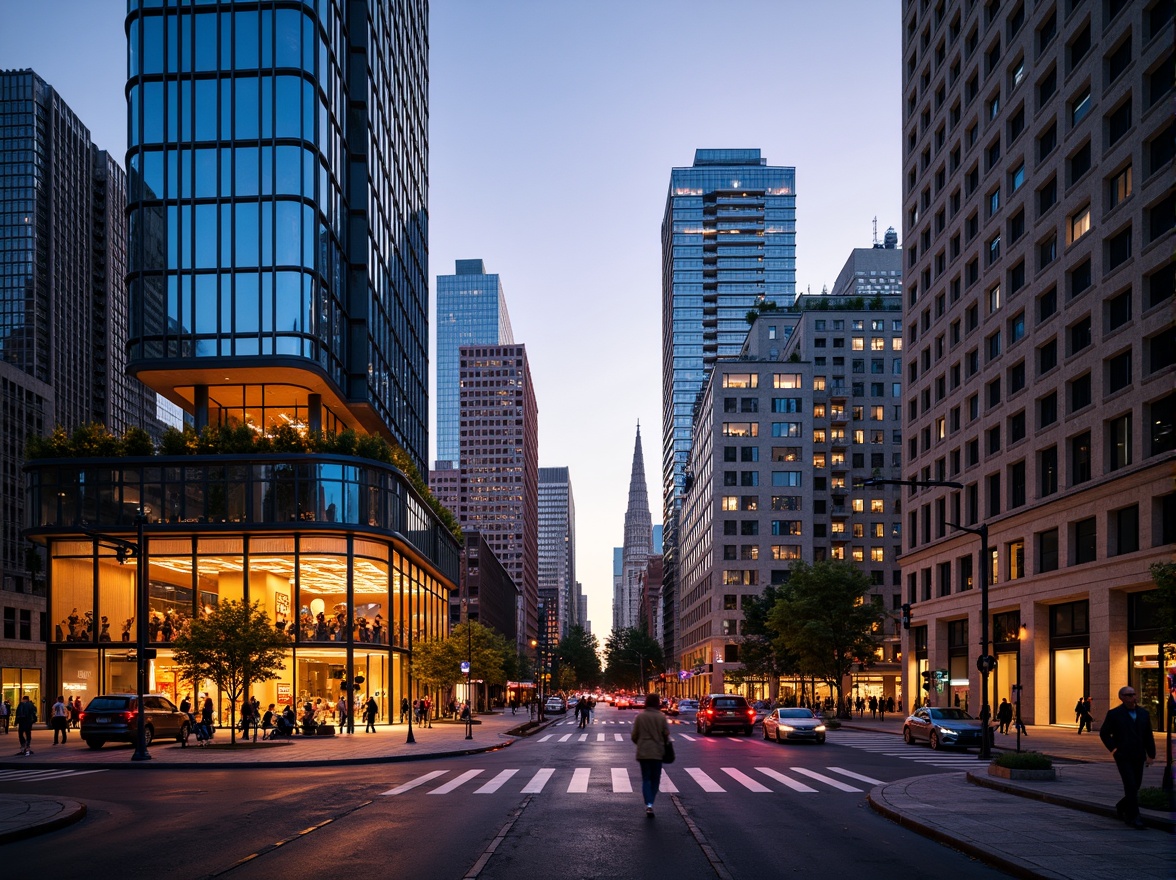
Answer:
1;1;901;639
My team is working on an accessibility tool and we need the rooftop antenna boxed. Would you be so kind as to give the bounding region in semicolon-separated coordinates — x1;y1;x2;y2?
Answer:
873;216;878;246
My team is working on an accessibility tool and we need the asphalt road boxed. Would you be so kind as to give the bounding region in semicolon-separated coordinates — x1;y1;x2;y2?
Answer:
2;707;1010;879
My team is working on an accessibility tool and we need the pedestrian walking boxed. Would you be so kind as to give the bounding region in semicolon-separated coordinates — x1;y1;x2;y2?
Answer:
1074;696;1084;725
202;693;214;728
423;695;432;728
0;698;9;734
70;695;82;729
997;698;1013;734
51;695;69;744
1078;697;1095;734
631;693;672;818
364;696;378;733
1099;685;1156;829
336;694;349;733
400;696;409;724
14;695;37;755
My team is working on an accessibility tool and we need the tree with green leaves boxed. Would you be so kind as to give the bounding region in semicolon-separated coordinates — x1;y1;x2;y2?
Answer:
411;621;513;713
170;600;289;743
737;585;800;703
604;627;664;691
557;625;602;689
767;561;883;717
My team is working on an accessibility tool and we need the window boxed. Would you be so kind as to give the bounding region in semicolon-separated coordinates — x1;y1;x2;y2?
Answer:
1071;88;1092;126
1067;22;1091;73
1069;206;1091;243
1148;192;1176;244
1069;141;1092;184
1070;431;1092;484
988;233;1001;264
1069;259;1092;298
1107;350;1132;393
1109;165;1133;209
1112;505;1139;556
1073;517;1097;565
1009;259;1026;293
1039;391;1058;428
1011;162;1025;191
1107;227;1132;272
1037;528;1058;572
1106;38;1132;86
1008;105;1025;141
1107;100;1132;147
1108;414;1132;470
1037;11;1057;55
1037;121;1057;161
1039;235;1057;269
1038;338;1058;375
1008;538;1024;577
1107;289;1131;331
1038;67;1057;108
1039;445;1058;496
1038;177;1057;215
1069;373;1092;412
1150;392;1176;456
1037;287;1057;323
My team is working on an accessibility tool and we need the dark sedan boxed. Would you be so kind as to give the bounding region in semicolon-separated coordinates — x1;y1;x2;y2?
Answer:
902;705;988;749
762;707;827;744
80;693;190;749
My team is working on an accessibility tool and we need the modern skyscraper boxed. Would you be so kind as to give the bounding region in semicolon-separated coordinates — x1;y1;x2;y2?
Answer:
432;344;539;647
616;423;654;632
661;149;797;665
435;259;514;466
124;0;431;475
26;2;458;724
538;466;576;639
0;70;172;699
900;0;1173;728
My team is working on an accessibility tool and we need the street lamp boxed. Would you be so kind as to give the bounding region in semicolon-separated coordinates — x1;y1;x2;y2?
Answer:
530;638;542;720
462;594;473;741
1015;623;1027;754
861;478;994;760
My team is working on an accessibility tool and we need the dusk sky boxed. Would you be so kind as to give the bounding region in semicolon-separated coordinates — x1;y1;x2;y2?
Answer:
1;1;902;640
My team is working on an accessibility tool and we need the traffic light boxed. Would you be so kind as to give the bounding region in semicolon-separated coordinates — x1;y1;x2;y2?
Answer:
921;670;932;692
901;603;911;630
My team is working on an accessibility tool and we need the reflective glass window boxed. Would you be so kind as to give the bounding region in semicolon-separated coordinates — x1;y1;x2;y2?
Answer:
194;80;217;140
276;201;301;266
143;81;164;142
142;14;163;74
235;77;259;139
195;148;217;197
275;8;302;67
194;13;217;71
235;146;259;196
236;273;259;334
275;76;301;137
236;202;259;266
235;10;259;69
195;203;217;269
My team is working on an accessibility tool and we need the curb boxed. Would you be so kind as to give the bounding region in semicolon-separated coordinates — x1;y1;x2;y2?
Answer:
0;798;87;845
966;770;1176;832
866;783;1046;880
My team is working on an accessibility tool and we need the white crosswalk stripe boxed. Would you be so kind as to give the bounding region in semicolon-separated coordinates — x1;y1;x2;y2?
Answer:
0;768;109;782
382;765;879;798
831;734;987;767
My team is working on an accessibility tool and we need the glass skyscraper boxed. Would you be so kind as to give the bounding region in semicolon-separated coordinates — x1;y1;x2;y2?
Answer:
660;149;796;662
435;259;513;465
124;0;430;474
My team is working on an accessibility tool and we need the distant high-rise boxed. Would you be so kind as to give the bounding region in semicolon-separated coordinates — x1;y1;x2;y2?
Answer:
616;423;654;632
0;69;171;689
435;260;514;465
432;345;539;646
539;467;576;639
661;149;796;665
828;228;902;299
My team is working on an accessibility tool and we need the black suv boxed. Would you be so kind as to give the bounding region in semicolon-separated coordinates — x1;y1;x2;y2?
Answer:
696;694;755;736
80;694;190;749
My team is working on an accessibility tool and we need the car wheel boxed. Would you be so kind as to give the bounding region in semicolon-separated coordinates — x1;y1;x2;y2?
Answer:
929;731;941;750
177;722;190;744
763;724;770;740
143;725;154;747
902;727;914;744
85;738;104;750
696;721;702;734
745;726;753;736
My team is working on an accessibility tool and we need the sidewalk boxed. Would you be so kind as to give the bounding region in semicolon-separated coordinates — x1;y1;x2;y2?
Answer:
842;716;1175;879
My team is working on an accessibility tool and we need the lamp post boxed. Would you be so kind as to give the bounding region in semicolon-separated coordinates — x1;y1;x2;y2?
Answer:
463;595;473;741
405;610;415;745
862;478;994;760
1016;623;1027;754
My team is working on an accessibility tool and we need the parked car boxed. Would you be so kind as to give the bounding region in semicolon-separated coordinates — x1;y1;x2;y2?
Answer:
762;707;827;744
696;694;756;736
543;696;567;714
902;705;988;750
80;693;190;749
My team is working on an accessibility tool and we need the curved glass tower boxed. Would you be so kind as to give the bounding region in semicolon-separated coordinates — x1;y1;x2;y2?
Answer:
124;0;429;474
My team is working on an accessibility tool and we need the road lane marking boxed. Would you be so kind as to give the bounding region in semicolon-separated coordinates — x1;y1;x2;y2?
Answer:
475;769;518;793
558;733;573;742
789;767;861;791
578;734;587;742
754;767;817;792
679;734;697;741
684;767;726;792
521;768;554;793
612;768;632;792
827;767;885;785
568;768;591;792
596;733;605;742
659;771;678;793
614;733;623;741
381;770;447;795
721;767;771;792
429;769;484;794
537;734;553;742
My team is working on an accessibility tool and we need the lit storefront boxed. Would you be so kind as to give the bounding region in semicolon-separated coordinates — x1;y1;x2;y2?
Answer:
27;453;458;726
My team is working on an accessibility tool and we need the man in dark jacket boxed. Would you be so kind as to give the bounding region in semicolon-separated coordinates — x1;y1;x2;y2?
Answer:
1098;685;1156;829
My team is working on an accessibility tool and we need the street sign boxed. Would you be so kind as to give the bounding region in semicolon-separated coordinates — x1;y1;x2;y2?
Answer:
460;661;470;674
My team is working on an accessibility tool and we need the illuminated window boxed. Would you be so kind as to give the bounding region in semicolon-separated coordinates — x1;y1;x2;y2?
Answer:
870;499;885;513
853;430;865;444
771;545;801;561
813;452;827;468
852;547;865;562
831;521;846;534
722;422;758;437
852;499;865;512
773;373;803;389
831;545;846;560
831;452;846;467
871;547;885;562
722;373;759;388
813;403;826;417
872;522;885;538
721;496;739;511
812;429;827;443
813;376;827;391
1069;206;1091;242
871;406;885;420
871;338;885;350
892;338;903;351
852;337;865;350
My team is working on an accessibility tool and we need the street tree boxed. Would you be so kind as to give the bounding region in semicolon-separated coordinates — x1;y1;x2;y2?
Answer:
412;621;512;712
557;625;601;689
170;599;289;743
767;561;883;717
734;585;800;703
604;626;664;691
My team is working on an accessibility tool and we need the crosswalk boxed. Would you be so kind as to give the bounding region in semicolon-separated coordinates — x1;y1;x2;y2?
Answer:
830;733;992;768
380;764;883;798
0;768;109;783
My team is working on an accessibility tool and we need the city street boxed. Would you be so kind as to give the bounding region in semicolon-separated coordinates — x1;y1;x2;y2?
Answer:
2;707;1009;879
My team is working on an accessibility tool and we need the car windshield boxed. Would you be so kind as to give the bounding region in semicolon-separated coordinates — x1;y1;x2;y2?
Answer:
928;708;973;720
780;709;815;719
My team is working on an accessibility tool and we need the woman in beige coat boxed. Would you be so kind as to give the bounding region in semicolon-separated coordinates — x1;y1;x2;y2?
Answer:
631;693;671;816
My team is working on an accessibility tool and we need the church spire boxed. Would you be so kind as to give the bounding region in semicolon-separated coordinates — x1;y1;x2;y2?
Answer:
616;422;654;631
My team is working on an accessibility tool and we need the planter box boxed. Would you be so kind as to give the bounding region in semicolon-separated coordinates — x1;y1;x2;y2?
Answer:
988;764;1055;781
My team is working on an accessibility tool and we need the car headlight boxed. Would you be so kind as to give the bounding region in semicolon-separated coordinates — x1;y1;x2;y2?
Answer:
814;725;826;732
778;724;794;732
938;726;956;736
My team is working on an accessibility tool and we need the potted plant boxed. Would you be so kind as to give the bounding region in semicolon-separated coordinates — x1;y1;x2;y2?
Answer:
988;750;1055;781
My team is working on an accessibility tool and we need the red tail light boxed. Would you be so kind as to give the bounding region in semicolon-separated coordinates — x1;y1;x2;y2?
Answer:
705;708;714;717
747;709;756;719
121;711;136;723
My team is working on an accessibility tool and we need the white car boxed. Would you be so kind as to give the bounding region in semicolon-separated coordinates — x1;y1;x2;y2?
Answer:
544;697;566;714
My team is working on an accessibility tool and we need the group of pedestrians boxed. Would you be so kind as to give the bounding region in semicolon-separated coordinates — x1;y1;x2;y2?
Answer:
854;695;896;719
574;695;596;728
1074;695;1096;733
995;697;1028;736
